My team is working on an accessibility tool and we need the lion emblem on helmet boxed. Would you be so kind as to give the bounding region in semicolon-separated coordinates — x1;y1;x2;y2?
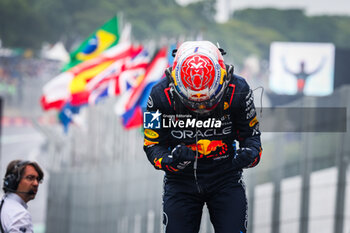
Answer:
180;55;215;91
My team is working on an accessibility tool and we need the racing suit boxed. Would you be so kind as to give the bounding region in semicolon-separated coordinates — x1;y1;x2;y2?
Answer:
144;66;262;233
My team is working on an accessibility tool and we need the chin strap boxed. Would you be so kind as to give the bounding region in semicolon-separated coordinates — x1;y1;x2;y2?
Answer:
165;67;187;114
211;64;235;117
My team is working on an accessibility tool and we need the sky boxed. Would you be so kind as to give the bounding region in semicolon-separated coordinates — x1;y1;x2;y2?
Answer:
177;0;350;22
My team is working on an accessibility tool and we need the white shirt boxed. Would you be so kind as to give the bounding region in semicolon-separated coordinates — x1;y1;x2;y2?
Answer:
0;193;33;233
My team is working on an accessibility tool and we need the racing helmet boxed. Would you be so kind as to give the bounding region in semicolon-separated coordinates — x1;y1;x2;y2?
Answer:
171;41;227;114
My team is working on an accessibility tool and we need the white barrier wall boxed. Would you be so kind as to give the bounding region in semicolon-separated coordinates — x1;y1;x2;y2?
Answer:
252;167;348;233
343;167;350;233
253;182;274;233
309;167;337;233
280;176;302;233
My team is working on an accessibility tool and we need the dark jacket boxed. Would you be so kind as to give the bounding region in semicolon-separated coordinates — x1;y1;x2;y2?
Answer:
143;66;262;183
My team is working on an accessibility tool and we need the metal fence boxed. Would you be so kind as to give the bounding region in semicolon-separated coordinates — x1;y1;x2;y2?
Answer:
43;85;350;233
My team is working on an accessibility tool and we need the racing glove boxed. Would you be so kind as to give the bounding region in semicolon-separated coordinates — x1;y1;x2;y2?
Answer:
160;145;195;171
232;147;259;170
171;144;195;161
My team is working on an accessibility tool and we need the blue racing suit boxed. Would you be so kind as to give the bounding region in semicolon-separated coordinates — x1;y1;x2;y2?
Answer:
144;66;262;233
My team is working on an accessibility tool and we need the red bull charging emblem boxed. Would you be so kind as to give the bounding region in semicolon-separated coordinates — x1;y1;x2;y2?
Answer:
187;139;228;158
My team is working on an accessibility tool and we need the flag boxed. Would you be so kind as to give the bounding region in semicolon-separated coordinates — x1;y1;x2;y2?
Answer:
58;102;81;133
62;16;119;71
68;43;143;106
112;49;150;96
121;103;144;129
88;49;149;105
117;47;168;129
40;72;74;110
56;46;145;131
40;43;141;111
86;57;127;105
124;47;168;112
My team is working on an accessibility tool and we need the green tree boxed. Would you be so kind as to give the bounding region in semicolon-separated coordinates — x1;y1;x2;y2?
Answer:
0;0;47;48
1;0;350;65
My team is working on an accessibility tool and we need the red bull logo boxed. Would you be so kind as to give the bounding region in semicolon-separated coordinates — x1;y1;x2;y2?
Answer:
154;158;163;169
187;139;228;158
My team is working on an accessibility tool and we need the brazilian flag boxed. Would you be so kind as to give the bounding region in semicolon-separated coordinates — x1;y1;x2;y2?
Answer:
63;16;119;71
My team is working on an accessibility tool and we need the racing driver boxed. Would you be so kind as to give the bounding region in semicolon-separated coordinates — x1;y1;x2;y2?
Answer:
144;41;262;233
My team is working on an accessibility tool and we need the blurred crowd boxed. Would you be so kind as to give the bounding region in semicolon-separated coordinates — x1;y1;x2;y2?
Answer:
0;56;61;115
